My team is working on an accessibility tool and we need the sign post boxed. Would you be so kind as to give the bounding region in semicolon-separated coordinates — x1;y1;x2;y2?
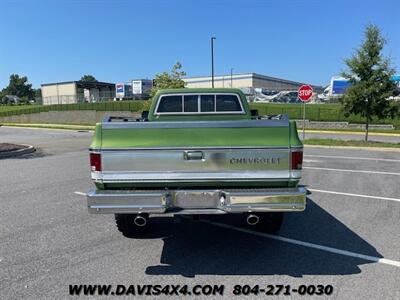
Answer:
298;85;313;141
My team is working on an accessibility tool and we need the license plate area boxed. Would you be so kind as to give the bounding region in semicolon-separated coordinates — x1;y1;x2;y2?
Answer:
172;190;222;208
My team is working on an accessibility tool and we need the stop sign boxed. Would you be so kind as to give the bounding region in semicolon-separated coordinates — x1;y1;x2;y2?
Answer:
298;85;313;102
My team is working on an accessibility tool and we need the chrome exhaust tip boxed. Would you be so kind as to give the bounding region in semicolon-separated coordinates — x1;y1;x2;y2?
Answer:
246;214;260;226
134;215;147;227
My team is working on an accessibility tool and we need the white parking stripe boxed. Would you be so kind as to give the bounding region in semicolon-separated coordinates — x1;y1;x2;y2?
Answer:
303;159;323;163
74;191;86;196
201;220;400;268
308;188;400;203
304;166;400;176
305;154;400;163
74;188;399;266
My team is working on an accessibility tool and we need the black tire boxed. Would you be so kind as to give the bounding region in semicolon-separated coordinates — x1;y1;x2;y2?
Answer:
115;214;148;237
247;212;284;233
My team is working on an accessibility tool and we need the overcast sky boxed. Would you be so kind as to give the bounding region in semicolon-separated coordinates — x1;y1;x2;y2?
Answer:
1;0;399;88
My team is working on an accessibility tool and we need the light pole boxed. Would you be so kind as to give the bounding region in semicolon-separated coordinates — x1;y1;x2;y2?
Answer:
211;37;216;88
230;68;234;87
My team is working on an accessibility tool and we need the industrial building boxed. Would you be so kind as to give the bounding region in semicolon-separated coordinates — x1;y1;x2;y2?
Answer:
183;72;323;92
41;81;115;105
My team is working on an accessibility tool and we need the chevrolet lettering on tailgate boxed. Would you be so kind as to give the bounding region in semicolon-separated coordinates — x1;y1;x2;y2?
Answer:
230;157;281;164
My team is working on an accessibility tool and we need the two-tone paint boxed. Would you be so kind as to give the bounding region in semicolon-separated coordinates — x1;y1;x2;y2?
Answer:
87;88;305;214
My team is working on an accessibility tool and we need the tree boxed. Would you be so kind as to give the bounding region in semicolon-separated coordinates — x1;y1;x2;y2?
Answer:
80;75;98;82
150;61;186;98
341;24;398;141
2;74;34;101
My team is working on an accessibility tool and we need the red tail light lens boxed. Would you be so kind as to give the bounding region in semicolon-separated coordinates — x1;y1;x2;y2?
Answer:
90;153;101;171
291;150;303;170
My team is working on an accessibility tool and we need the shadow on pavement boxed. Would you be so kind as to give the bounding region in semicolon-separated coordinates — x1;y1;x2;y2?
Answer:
130;199;382;278
3;147;48;159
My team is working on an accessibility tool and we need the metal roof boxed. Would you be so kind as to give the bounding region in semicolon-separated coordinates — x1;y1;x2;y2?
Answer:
41;80;115;87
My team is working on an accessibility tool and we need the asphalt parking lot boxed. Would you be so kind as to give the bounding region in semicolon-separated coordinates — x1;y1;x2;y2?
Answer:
0;126;399;299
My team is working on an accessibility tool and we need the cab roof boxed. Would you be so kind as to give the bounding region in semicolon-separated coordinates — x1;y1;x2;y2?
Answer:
155;88;245;95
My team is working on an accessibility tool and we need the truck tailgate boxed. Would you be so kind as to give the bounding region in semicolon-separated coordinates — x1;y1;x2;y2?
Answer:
92;120;296;188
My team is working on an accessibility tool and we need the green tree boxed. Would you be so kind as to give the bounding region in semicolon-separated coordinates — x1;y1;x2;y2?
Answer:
80;75;98;82
341;24;398;141
2;74;34;101
150;61;186;98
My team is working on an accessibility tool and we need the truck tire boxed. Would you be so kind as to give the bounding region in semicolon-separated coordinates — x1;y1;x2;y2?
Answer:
115;214;147;237
247;212;284;233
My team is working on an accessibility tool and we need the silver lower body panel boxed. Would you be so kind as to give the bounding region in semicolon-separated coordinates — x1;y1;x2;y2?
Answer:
87;187;306;214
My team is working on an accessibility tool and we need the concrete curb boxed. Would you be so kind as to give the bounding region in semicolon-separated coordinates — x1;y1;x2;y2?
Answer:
299;130;400;137
304;144;400;152
1;123;95;131
0;144;36;158
2;126;94;132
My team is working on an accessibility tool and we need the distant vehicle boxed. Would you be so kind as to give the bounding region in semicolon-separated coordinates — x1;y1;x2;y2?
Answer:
1;95;20;105
253;90;303;103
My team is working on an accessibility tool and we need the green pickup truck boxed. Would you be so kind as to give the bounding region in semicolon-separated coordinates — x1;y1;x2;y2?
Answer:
87;88;306;236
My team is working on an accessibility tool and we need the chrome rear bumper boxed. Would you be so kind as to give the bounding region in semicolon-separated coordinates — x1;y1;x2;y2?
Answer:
87;187;306;214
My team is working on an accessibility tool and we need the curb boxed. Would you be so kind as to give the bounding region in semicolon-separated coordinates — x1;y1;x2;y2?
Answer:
1;124;95;131
299;130;400;137
304;144;400;152
0;144;36;158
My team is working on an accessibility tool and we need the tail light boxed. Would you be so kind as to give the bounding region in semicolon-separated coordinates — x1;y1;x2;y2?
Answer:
90;153;101;172
291;150;303;170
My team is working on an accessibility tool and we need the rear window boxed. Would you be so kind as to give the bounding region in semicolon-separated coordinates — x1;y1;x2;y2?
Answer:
157;95;182;113
200;95;215;112
156;94;243;114
184;95;198;112
216;94;242;111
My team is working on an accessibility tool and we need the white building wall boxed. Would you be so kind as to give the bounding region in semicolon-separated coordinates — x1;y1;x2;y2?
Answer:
184;75;253;88
41;83;77;105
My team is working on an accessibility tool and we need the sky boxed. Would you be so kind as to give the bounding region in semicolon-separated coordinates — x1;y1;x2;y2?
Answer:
0;0;399;88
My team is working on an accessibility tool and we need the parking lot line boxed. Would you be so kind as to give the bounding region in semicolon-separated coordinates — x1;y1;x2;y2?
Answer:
303;159;323;163
72;189;399;267
201;220;400;268
305;154;400;163
74;191;86;196
308;188;400;203
303;166;400;176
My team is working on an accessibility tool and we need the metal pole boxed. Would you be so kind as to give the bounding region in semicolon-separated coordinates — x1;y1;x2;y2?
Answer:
230;68;233;87
211;37;216;88
302;101;306;141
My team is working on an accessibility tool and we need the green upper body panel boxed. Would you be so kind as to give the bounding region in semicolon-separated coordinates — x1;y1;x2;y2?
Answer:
99;127;289;148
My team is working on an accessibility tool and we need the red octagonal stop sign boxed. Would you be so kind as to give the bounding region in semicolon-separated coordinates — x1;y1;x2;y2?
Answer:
298;85;313;102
